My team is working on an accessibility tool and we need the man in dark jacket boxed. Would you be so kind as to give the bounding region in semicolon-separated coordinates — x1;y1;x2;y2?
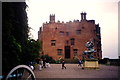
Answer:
62;60;66;69
43;58;46;68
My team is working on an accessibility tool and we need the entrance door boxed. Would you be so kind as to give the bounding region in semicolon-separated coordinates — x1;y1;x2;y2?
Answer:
65;46;70;58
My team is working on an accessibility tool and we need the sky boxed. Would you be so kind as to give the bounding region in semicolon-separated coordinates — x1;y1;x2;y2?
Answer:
26;0;119;59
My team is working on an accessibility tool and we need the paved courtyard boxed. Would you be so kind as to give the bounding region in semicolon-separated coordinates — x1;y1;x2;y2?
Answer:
34;64;119;78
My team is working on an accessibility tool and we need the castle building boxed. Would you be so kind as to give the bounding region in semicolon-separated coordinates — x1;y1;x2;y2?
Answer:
38;12;102;60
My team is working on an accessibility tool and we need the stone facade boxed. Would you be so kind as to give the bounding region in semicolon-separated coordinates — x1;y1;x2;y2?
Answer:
38;12;102;60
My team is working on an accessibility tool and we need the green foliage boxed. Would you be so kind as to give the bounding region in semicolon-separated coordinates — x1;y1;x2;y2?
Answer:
2;36;22;75
40;54;56;63
2;2;29;75
24;39;41;62
2;2;42;76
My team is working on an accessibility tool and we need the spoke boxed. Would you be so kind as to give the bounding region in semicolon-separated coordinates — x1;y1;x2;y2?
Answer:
26;74;32;80
21;69;26;78
5;65;36;80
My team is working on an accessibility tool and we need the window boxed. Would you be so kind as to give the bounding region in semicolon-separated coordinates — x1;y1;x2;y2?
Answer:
51;40;56;46
70;38;75;45
82;27;84;29
59;31;64;36
73;49;78;56
55;27;57;30
57;49;63;55
76;30;81;35
66;32;69;36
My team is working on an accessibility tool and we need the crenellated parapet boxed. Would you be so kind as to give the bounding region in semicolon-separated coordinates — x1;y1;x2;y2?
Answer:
43;12;96;25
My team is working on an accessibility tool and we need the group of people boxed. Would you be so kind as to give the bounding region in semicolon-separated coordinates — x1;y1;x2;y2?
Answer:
38;58;83;71
38;58;67;70
39;58;50;71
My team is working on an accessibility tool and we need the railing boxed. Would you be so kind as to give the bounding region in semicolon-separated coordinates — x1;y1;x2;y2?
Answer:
4;65;36;80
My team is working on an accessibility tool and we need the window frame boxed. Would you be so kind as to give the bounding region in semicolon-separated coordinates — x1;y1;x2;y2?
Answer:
66;32;69;36
70;38;75;45
51;40;56;46
57;49;63;55
73;49;78;56
59;31;64;36
76;29;81;35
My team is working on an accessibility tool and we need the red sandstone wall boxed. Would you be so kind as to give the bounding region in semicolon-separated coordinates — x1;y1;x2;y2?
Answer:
38;16;102;60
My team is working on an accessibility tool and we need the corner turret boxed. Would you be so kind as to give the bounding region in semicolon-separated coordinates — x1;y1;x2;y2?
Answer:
49;14;55;23
81;12;87;21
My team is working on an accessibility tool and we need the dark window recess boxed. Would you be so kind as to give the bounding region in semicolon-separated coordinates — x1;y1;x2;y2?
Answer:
82;27;84;29
73;49;78;56
55;27;57;30
60;31;64;36
51;40;56;46
57;49;63;55
70;38;75;45
66;32;69;36
76;30;81;35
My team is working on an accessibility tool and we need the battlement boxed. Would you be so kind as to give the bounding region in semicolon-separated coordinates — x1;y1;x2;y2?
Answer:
87;20;95;24
43;13;96;25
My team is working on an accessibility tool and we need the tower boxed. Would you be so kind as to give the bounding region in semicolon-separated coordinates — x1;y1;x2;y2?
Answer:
81;12;87;21
83;12;87;20
50;14;55;23
81;12;84;20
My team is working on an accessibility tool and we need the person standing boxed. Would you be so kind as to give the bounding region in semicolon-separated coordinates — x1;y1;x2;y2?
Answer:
62;60;66;69
46;58;50;68
78;59;84;69
78;59;82;66
39;59;43;71
43;58;46;68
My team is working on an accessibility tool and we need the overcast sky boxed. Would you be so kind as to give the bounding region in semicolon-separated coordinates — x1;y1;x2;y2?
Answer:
26;0;119;59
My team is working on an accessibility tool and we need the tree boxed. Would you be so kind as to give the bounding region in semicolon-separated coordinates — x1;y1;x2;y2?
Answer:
40;54;56;63
23;39;41;62
2;2;42;77
2;2;28;75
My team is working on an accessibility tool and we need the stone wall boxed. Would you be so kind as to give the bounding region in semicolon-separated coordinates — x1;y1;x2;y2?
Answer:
38;13;102;60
